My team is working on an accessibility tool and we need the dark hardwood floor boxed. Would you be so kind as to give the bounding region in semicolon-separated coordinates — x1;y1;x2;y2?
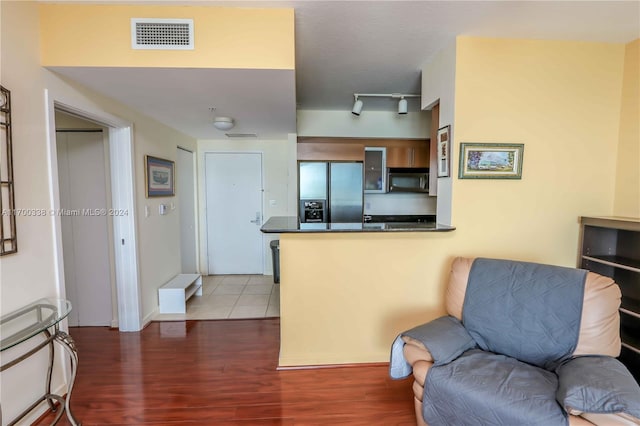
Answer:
37;319;416;425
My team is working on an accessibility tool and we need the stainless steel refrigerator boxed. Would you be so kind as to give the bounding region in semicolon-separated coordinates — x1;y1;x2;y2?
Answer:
298;161;363;223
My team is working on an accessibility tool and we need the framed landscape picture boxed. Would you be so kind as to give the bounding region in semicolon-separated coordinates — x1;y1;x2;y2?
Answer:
437;125;451;178
145;155;175;197
458;143;524;179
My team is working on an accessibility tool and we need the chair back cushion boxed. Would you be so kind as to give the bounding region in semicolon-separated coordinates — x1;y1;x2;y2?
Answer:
445;257;474;321
574;272;621;356
445;257;622;358
462;258;586;370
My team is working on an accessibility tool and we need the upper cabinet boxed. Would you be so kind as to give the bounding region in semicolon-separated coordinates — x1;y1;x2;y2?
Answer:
297;137;429;168
297;138;364;161
386;141;430;168
364;147;386;193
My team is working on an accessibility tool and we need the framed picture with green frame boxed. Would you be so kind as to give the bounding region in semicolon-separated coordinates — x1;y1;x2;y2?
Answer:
458;143;524;179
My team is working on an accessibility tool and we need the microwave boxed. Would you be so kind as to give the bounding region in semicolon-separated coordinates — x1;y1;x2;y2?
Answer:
387;168;429;193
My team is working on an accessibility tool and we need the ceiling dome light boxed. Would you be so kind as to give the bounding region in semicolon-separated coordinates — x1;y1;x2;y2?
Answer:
398;97;408;115
213;116;234;131
352;96;363;116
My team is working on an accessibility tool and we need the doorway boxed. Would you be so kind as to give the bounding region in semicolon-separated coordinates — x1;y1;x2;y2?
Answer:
56;125;114;326
47;93;141;332
205;152;263;274
177;147;197;273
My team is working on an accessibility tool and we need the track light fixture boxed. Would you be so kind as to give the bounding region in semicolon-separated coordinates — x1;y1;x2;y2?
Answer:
352;95;363;116
350;93;420;116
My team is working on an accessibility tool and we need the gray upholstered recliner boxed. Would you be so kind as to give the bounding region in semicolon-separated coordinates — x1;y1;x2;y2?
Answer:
390;257;640;426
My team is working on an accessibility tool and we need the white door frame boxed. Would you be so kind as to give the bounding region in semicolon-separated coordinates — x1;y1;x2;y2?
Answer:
45;89;142;332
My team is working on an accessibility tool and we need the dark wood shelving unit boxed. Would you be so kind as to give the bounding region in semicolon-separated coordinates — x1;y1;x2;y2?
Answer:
579;216;640;380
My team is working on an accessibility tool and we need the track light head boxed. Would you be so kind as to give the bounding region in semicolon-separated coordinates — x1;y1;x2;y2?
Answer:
352;96;363;116
398;97;408;115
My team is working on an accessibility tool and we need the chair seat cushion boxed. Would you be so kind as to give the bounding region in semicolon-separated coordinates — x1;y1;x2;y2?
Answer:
424;349;568;426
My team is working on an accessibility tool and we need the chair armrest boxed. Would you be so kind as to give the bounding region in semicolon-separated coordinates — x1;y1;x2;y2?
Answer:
390;316;476;379
402;335;434;365
556;356;640;420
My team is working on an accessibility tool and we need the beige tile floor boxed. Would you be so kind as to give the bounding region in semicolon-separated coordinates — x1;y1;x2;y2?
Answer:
154;275;280;321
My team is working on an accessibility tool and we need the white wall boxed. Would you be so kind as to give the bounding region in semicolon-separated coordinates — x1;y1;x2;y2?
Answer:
421;42;456;226
364;193;436;215
197;138;295;275
1;2;196;421
297;109;429;138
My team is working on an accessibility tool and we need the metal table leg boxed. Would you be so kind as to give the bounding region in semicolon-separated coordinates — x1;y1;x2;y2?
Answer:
54;330;80;426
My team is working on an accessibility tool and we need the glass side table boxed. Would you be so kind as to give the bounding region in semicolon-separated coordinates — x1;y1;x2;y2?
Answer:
0;298;80;425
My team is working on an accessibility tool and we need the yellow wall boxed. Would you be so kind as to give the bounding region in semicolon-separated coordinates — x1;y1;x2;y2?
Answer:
614;39;640;218
453;37;624;246
280;37;627;366
280;233;454;366
39;4;294;70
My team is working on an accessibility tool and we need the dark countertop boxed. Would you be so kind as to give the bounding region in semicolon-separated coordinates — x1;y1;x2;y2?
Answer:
260;216;456;233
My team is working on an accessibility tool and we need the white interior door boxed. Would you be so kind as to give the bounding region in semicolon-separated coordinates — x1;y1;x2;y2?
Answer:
177;147;197;273
205;152;263;274
57;130;113;326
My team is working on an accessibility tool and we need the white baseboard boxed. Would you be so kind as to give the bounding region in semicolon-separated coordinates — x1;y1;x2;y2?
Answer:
143;307;159;327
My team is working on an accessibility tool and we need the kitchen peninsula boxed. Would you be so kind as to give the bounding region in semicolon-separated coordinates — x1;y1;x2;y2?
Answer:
262;216;455;233
261;216;456;368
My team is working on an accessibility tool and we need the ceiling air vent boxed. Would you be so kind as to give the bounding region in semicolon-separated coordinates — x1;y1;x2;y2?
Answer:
226;133;258;138
131;18;194;50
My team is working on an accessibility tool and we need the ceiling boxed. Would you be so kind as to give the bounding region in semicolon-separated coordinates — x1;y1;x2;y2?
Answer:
49;1;640;140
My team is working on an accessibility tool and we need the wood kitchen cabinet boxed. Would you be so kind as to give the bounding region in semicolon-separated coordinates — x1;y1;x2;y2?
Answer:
386;141;430;168
296;137;429;167
297;141;364;161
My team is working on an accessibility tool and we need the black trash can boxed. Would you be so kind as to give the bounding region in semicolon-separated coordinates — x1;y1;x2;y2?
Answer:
270;240;280;284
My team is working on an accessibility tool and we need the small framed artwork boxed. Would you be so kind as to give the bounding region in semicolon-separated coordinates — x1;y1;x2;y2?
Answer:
145;155;175;197
458;143;524;179
437;125;451;178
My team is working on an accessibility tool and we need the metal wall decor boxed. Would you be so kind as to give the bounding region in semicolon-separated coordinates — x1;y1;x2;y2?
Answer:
0;85;17;255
